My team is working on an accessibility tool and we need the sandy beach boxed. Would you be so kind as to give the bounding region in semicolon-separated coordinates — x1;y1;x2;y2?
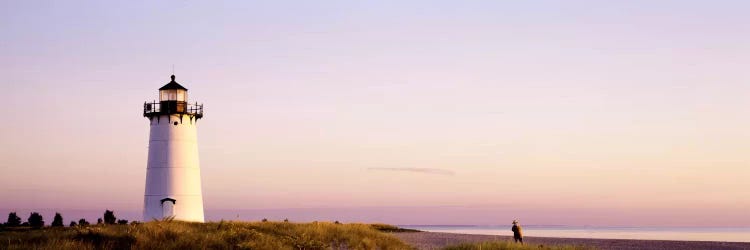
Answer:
393;231;750;250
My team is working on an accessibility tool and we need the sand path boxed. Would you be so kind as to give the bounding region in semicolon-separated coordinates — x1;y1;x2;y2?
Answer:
393;231;750;250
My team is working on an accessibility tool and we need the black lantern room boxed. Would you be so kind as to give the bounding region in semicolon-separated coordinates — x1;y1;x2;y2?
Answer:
144;75;203;122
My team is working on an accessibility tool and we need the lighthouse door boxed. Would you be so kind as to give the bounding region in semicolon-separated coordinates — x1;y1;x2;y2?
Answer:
160;198;176;219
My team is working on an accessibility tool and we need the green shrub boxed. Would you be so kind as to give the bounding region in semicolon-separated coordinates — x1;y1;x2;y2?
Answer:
104;210;117;225
371;223;421;232
28;212;44;229
5;212;21;227
51;213;64;227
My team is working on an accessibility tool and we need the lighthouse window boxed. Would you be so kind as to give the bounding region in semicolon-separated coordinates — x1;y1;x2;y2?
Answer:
160;89;178;101
177;89;186;101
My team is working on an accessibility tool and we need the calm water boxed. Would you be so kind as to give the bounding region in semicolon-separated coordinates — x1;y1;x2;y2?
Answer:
399;225;750;242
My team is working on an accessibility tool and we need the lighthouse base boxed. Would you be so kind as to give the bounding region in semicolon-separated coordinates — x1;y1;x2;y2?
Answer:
143;195;205;222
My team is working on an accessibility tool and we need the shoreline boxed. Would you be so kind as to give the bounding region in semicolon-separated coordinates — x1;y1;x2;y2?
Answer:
393;231;750;250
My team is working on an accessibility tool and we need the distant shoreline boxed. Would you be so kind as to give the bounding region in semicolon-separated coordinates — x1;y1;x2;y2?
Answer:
394;231;750;250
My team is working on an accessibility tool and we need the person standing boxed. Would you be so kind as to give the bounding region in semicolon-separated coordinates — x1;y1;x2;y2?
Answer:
511;220;523;243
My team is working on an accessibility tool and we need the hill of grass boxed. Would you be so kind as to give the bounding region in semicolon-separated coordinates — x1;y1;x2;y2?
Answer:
0;220;414;250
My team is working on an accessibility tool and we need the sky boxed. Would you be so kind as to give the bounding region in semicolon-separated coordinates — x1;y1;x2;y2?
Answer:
1;0;749;227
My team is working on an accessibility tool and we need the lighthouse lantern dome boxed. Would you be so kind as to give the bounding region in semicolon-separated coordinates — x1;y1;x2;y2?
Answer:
159;75;188;102
143;74;203;120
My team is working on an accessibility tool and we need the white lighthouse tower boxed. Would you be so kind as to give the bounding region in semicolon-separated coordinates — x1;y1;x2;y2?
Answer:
142;75;205;222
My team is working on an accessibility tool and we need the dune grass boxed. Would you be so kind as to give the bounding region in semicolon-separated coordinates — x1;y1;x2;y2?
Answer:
0;220;414;250
443;241;594;250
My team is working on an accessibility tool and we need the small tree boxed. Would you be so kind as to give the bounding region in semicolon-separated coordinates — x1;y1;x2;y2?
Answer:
69;221;78;227
78;218;89;226
283;218;289;222
97;218;103;225
103;210;116;224
117;219;128;225
28;212;44;229
51;213;64;227
261;218;268;222
6;212;21;227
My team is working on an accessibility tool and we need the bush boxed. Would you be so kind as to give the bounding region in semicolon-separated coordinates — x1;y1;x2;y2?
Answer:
78;219;90;226
104;210;116;225
97;218;103;225
28;212;44;229
69;221;78;227
117;220;129;225
51;213;64;227
370;223;421;232
5;212;21;227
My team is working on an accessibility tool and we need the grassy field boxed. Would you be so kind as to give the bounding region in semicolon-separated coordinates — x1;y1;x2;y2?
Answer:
0;220;414;250
0;221;591;250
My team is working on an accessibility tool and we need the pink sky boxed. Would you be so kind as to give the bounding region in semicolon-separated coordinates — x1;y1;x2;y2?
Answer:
1;1;749;226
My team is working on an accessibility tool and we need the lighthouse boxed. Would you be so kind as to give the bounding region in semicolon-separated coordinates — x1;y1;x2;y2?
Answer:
142;75;205;222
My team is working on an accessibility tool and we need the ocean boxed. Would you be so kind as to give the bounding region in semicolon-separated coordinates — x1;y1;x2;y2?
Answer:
398;225;750;242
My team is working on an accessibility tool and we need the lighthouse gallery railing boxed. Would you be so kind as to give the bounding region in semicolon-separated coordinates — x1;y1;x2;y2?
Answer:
143;101;203;118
